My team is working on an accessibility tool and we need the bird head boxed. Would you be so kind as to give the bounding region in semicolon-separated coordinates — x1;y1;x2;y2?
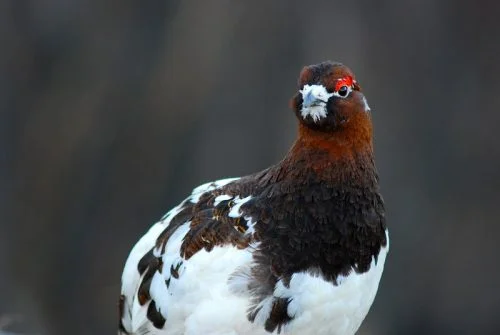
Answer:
291;61;371;133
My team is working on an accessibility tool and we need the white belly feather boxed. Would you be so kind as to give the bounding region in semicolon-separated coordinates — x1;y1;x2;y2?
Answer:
121;218;388;335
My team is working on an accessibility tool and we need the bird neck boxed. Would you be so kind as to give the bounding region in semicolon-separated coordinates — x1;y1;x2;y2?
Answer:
280;121;375;185
297;113;373;156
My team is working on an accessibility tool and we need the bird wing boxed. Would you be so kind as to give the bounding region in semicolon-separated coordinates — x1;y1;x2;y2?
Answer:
119;177;261;334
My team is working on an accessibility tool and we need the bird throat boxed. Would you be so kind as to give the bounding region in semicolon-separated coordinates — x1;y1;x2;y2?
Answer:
283;122;375;185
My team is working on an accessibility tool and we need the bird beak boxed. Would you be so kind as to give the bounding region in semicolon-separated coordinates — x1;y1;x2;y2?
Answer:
302;90;321;108
300;84;333;108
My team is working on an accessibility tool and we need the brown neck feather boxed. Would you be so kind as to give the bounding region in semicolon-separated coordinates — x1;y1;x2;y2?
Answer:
281;113;375;184
296;111;373;157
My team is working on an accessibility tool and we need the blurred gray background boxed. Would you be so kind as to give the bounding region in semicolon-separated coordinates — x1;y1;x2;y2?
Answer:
1;0;500;334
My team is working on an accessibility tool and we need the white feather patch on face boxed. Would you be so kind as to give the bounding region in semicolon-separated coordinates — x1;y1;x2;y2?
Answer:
300;84;334;122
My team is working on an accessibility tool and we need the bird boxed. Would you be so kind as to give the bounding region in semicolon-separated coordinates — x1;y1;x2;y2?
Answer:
119;61;389;335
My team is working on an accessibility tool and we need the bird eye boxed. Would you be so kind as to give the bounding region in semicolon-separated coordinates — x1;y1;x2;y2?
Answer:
334;76;354;98
338;85;349;97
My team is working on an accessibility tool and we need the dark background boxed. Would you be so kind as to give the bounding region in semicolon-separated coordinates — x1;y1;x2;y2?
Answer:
2;1;500;334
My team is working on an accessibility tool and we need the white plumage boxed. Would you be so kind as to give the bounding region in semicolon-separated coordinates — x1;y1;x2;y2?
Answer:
120;179;388;335
119;61;389;335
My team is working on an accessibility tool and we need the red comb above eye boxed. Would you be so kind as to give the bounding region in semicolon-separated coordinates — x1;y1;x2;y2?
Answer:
334;76;354;92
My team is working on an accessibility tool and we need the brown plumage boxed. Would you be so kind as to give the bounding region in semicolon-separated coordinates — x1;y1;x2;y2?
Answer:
119;61;388;335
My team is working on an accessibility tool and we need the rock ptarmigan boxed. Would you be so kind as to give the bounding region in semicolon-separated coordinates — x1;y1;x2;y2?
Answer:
119;61;388;335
